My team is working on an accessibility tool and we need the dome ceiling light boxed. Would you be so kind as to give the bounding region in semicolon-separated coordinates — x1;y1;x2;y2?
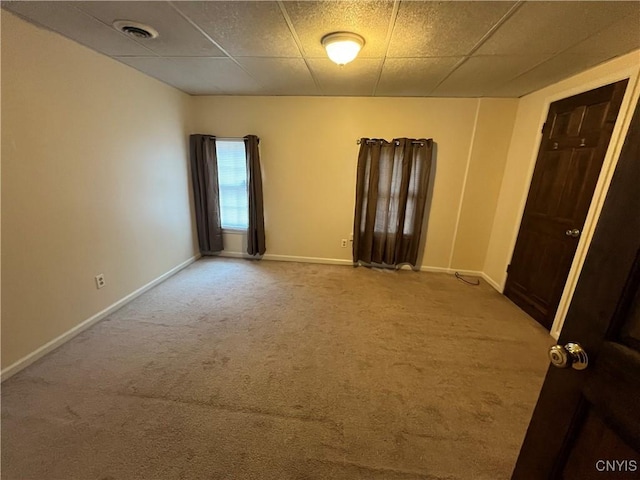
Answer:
321;32;365;66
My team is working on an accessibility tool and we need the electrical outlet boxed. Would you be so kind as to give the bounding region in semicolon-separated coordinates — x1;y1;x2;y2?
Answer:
95;274;106;289
341;239;348;248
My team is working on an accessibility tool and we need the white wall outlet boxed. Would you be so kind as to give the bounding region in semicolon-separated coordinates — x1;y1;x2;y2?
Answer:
341;239;348;248
95;274;106;289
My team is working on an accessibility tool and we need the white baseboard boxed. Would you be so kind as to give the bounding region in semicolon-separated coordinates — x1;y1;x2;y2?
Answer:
2;253;507;382
421;266;484;278
263;253;353;266
1;255;200;382
453;269;484;277
480;273;503;293
421;266;503;293
219;253;505;293
218;253;503;293
217;251;353;266
419;266;451;274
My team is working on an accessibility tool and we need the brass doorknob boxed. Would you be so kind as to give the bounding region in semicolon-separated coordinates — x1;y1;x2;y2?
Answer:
549;343;588;370
565;228;581;238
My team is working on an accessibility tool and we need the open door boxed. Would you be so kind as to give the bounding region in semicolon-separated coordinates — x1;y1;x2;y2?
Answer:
512;97;640;478
504;80;628;330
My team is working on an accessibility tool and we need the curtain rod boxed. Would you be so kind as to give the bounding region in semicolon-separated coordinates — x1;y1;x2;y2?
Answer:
356;139;426;146
203;136;260;144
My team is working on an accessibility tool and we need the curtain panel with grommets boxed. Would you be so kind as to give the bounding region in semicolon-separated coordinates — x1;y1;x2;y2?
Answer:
189;134;224;255
353;137;433;268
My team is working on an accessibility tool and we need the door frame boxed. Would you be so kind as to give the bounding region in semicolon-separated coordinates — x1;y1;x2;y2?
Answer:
504;69;640;340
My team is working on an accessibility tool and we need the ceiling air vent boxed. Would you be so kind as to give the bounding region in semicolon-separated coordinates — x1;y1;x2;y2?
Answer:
113;20;159;40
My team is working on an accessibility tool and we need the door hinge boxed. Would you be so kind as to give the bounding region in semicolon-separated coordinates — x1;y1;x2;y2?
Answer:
507;263;511;273
541;122;547;134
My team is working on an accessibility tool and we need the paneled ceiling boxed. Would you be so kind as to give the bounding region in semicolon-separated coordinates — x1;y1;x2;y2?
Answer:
3;1;640;97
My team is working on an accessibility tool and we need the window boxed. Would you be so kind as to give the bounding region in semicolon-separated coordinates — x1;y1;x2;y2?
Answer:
216;139;248;230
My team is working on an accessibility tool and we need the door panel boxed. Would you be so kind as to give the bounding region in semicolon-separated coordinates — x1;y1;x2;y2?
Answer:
512;95;640;479
505;80;628;330
556;150;596;220
531;150;573;216
563;410;638;480
582;340;640;450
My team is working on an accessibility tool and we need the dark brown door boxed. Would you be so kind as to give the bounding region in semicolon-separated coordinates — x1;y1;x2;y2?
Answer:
512;96;640;479
505;80;628;330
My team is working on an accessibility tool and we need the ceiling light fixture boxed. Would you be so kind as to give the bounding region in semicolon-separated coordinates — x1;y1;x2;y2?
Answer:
113;20;159;40
322;32;365;66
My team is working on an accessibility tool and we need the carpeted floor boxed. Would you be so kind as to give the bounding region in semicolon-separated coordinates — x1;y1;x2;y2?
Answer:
1;258;553;480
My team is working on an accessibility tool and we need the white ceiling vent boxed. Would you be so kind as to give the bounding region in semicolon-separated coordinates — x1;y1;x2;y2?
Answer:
112;20;159;40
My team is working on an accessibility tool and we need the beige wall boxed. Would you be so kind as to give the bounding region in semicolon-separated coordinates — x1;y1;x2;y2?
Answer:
483;50;640;335
1;12;197;369
450;98;518;271
191;95;518;271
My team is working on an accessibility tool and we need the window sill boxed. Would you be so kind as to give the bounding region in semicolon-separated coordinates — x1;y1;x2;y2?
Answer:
222;228;248;234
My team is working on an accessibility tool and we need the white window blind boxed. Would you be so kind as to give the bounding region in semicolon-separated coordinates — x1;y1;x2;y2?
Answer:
216;140;248;229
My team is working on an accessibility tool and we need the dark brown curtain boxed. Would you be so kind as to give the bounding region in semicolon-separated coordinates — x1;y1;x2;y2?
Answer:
244;135;266;256
353;138;433;268
189;134;223;255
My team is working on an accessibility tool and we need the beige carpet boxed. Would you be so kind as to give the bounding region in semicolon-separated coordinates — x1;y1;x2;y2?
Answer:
1;258;552;479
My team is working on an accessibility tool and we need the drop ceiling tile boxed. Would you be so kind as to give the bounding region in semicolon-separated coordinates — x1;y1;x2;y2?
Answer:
489;9;640;98
387;1;516;57
488;52;632;98
234;58;318;95
564;12;640;57
5;0;639;98
476;1;639;55
2;1;152;56
432;55;550;97
75;1;224;57
307;58;382;96
115;57;260;95
283;1;393;58
376;57;462;96
174;1;299;58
